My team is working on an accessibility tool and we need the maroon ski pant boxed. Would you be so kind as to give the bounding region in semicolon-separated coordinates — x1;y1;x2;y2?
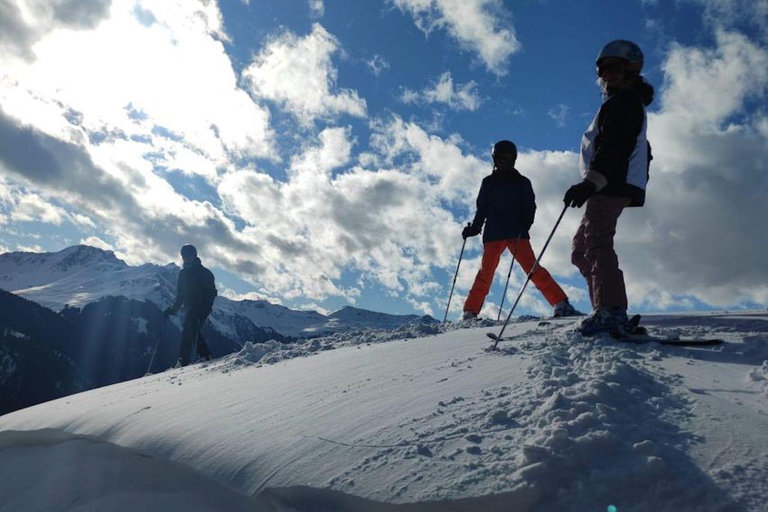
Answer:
571;195;632;311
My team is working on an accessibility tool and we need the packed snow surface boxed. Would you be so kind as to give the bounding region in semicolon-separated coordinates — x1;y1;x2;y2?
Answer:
1;312;766;511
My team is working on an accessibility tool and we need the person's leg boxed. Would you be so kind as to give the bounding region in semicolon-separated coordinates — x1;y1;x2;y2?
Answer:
463;241;506;315
178;313;198;366
512;239;568;306
583;195;632;310
571;214;594;308
196;314;212;360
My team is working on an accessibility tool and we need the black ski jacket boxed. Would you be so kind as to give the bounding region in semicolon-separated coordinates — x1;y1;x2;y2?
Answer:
581;78;654;207
470;167;536;243
169;257;217;315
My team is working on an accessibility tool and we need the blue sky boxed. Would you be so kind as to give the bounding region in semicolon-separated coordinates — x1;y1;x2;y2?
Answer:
1;0;767;319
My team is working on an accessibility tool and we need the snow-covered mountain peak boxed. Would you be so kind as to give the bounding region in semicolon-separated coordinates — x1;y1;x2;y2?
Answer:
53;244;125;271
0;244;125;274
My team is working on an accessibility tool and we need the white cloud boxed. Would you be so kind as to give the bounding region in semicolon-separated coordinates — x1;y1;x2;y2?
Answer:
692;0;768;35
401;72;483;111
243;24;367;125
219;286;282;305
80;236;114;251
389;0;520;75
11;194;68;225
548;104;570;128
0;0;276;185
309;0;325;19
625;30;768;307
366;55;390;76
216;122;482;303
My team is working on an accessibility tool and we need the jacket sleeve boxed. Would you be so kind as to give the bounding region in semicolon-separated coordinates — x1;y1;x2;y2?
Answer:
470;179;488;231
587;96;643;190
169;271;184;314
522;179;536;231
204;270;217;311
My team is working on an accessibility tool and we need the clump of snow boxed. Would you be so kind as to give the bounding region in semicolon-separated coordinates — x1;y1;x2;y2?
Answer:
231;340;283;365
221;320;479;370
747;360;768;396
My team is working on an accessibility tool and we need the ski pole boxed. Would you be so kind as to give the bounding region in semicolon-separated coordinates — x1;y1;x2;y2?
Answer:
497;237;521;321
145;316;167;375
443;224;470;323
490;205;568;349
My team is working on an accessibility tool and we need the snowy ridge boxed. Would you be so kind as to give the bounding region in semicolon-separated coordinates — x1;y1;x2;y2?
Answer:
0;245;173;311
1;312;766;511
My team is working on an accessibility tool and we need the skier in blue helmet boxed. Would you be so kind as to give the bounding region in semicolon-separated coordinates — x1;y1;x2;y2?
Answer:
165;244;217;366
563;40;654;335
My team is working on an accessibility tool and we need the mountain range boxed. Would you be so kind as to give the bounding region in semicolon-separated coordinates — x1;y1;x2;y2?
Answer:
0;244;437;338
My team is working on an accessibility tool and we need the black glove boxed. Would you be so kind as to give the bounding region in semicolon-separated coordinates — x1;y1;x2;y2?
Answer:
462;224;481;239
564;181;596;208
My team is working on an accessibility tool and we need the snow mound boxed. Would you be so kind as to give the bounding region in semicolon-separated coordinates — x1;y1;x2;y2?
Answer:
0;313;766;511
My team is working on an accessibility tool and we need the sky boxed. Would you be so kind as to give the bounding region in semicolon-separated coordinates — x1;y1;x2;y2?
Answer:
0;0;767;319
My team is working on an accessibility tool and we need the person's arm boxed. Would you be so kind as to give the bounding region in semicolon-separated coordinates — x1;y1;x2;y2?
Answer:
522;179;536;232
204;269;217;313
470;179;488;231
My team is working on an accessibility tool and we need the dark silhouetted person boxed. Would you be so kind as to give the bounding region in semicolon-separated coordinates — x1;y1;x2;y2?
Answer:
563;40;654;335
165;244;217;366
462;140;578;321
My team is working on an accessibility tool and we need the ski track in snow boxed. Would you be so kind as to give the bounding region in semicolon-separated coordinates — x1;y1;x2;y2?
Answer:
0;313;766;511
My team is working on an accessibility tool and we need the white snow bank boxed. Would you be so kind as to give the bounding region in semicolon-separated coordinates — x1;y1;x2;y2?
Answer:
0;430;270;512
1;313;767;512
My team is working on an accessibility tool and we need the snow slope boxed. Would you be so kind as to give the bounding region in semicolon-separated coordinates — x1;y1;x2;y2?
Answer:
1;313;767;511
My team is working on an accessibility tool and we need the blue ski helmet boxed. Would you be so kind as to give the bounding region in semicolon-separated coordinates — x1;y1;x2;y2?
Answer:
180;244;197;260
492;140;517;162
597;40;644;72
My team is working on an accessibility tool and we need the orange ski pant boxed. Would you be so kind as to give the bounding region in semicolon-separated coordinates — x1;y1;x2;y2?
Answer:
463;238;567;315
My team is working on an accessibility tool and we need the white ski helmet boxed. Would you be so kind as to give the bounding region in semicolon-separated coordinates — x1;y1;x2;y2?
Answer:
597;40;644;72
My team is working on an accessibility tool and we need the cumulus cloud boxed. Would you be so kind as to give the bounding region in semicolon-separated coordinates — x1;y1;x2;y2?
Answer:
243;24;367;125
215;121;488;304
0;109;261;272
366;55;390;76
401;72;483;111
1;0;766;317
692;0;768;35
0;0;276;184
309;0;324;19
0;0;111;61
389;0;520;75
624;30;768;307
547;104;570;128
80;236;114;251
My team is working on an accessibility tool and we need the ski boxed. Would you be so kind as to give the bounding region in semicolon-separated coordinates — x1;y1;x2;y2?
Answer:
612;334;724;346
612;314;723;346
486;313;724;347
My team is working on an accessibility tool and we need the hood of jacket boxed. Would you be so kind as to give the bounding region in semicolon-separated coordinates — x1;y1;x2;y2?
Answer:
604;76;654;106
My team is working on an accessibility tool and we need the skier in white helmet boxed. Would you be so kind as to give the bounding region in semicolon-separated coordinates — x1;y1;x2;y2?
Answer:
563;40;654;335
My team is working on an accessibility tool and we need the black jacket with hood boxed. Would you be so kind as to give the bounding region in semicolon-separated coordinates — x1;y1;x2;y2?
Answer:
471;167;536;243
581;77;654;207
169;257;217;315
